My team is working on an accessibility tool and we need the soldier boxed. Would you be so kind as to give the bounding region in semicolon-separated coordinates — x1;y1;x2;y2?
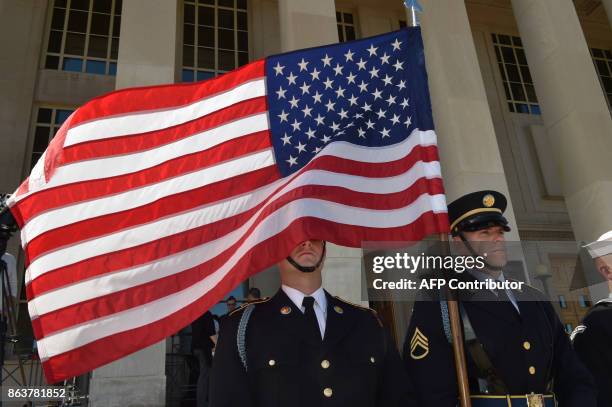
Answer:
209;239;415;407
572;230;612;407
403;190;596;407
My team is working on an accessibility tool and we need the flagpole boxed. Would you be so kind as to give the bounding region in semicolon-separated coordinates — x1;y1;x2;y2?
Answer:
404;1;471;404
440;232;471;407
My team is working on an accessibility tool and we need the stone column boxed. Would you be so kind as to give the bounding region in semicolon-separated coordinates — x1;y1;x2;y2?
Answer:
89;1;180;405
0;1;46;193
602;0;612;29
278;0;338;51
88;342;167;407
115;0;181;89
511;0;612;300
418;0;521;241
276;0;367;304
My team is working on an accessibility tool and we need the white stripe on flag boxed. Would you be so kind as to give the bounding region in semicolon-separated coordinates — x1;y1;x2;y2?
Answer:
25;148;276;283
35;193;448;361
65;78;267;147
37;113;270;191
22;143;275;243
25;130;437;284
28;159;442;316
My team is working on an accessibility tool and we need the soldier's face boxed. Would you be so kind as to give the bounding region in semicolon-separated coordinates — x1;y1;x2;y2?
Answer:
455;226;507;268
288;239;325;268
595;255;612;282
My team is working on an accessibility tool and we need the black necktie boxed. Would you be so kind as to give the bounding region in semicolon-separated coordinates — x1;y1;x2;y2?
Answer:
302;296;322;342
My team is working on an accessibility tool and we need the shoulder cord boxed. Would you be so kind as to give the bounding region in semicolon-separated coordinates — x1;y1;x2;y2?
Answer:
236;304;255;372
440;299;453;344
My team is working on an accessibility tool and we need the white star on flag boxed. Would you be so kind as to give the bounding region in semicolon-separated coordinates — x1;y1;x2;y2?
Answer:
273;62;285;75
286;72;297;85
297;58;309;71
310;68;321;81
276;86;287;99
321;54;333;66
281;133;291;145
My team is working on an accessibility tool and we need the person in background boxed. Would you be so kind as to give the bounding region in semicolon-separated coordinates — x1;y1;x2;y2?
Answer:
216;296;238;330
572;230;612;407
192;310;217;407
225;296;237;314
246;287;261;303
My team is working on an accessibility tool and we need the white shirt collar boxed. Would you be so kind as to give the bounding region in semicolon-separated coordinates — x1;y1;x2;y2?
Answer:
281;284;327;314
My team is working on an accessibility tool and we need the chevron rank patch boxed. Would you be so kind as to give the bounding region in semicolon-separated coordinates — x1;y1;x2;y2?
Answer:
410;327;429;360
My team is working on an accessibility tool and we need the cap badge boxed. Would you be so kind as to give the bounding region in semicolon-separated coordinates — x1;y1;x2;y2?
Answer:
482;194;495;208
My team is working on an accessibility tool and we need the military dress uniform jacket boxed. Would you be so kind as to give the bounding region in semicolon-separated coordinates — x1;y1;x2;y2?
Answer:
402;283;597;407
209;289;416;407
572;298;612;407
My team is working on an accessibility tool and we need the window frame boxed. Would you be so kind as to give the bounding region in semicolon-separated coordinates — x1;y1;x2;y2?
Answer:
27;105;77;174
491;33;541;116
590;47;612;110
335;9;358;43
181;0;250;82
43;0;122;76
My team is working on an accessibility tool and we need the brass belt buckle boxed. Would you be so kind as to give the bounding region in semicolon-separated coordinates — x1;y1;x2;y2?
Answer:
526;393;544;407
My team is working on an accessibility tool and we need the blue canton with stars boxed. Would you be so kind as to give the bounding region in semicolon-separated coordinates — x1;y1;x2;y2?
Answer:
266;28;434;176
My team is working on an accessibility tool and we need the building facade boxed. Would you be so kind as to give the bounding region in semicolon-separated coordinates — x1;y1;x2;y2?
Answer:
1;0;611;405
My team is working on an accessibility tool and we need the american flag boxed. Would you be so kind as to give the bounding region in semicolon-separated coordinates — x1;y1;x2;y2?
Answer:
8;27;448;383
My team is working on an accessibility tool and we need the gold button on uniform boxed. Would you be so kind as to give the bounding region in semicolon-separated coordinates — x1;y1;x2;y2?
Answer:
529;366;536;375
321;359;330;369
323;387;333;397
268;359;276;366
523;341;531;350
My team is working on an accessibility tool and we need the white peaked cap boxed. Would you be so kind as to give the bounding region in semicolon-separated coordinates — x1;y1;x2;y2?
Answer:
584;230;612;259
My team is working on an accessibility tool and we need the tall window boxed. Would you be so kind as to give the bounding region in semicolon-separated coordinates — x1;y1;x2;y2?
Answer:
590;47;612;109
182;0;249;82
336;11;356;42
31;107;75;170
492;34;540;115
558;295;567;309
45;0;121;76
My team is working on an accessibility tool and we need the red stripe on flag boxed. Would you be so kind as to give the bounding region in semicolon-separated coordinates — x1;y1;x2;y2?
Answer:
39;211;448;384
30;177;445;338
24;136;276;262
16;129;273;228
67;60;265;128
62;97;267;164
18;143;438;232
26;148;440;298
